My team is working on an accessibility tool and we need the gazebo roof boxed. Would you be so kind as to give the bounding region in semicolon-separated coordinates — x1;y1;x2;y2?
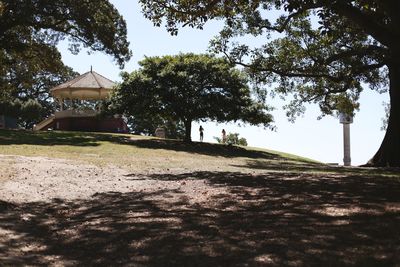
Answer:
51;70;116;100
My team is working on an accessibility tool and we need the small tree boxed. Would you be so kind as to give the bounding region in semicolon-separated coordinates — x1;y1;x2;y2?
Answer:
112;53;272;141
214;132;248;146
20;99;44;129
0;98;44;128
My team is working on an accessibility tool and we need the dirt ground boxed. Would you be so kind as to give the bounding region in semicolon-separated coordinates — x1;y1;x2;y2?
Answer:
0;155;229;204
0;154;399;266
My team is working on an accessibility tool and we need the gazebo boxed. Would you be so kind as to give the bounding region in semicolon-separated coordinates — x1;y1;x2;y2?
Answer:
34;69;127;133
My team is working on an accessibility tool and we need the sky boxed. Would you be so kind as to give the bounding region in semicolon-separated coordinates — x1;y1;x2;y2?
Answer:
57;1;389;166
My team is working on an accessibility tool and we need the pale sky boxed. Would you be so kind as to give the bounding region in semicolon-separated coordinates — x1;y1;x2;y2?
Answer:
57;0;388;165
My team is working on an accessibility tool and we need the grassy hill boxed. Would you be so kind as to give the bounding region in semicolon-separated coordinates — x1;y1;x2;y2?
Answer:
0;129;319;171
0;129;397;177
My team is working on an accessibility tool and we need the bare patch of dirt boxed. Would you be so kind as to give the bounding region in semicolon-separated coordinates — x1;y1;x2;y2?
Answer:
0;155;227;204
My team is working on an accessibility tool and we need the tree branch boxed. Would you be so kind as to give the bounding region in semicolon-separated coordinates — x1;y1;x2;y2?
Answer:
331;1;393;47
324;45;387;64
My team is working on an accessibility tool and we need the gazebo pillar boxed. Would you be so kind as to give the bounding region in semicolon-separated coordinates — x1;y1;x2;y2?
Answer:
58;98;64;111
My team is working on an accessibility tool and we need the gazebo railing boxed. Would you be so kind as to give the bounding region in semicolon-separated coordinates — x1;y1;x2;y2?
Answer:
55;109;99;118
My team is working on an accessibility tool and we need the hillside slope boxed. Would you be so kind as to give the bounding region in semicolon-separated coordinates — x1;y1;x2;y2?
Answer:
0;129;320;174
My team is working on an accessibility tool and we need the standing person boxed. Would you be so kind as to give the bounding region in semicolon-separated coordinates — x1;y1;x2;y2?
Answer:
199;125;204;142
222;129;227;144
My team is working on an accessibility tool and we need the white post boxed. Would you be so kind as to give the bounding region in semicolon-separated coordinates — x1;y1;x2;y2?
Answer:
343;123;351;166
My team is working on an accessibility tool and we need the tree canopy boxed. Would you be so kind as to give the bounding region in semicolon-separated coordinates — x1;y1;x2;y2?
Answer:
139;0;400;167
0;0;131;67
111;53;272;141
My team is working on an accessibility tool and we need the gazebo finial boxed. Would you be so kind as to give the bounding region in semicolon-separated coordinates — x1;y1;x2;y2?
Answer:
90;65;93;72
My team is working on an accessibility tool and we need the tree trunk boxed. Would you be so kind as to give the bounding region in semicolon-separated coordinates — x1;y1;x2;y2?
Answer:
184;119;192;142
367;59;400;167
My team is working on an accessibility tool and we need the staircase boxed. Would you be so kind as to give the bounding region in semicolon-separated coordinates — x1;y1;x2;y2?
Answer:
33;116;55;131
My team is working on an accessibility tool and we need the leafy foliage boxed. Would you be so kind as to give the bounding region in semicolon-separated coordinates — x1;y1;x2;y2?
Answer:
112;53;272;141
381;102;390;131
0;0;131;67
214;132;248;146
0;44;78;128
0;98;42;128
140;1;390;117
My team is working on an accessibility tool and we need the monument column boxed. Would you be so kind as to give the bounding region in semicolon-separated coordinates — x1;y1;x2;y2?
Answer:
343;123;351;166
339;113;353;166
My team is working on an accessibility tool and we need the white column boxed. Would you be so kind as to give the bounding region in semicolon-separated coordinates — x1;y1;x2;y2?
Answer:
343;123;351;166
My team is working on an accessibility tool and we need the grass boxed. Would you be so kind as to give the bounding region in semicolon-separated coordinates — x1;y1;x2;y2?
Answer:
0;129;318;172
1;129;398;177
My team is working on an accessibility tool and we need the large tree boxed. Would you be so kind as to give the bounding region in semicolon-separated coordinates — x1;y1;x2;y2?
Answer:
112;53;272;141
0;0;131;127
139;0;400;167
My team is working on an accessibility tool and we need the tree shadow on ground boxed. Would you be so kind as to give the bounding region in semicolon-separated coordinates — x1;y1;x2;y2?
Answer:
1;171;399;266
0;130;109;147
232;159;400;176
123;138;287;160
